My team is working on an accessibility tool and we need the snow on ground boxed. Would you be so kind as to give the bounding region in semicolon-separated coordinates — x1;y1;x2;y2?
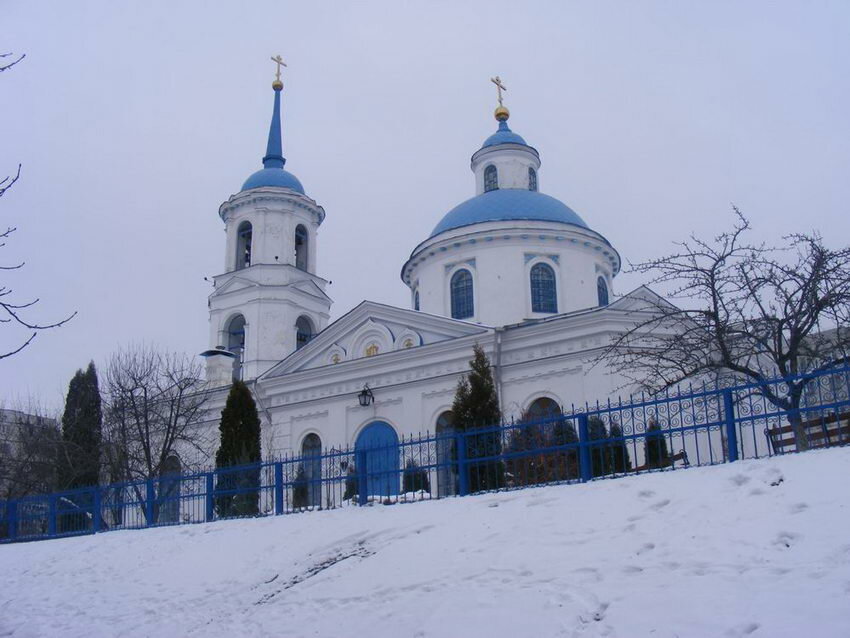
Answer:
2;449;850;638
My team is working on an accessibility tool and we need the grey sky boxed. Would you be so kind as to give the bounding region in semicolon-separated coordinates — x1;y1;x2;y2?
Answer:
2;1;849;410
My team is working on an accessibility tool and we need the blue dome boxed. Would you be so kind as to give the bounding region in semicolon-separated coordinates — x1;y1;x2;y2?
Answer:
481;120;527;148
241;168;305;194
430;189;589;238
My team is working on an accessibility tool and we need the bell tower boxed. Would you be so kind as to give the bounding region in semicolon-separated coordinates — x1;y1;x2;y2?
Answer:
203;59;332;386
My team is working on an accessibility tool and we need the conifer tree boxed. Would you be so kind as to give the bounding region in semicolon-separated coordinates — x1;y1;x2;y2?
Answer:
644;421;671;469
402;458;430;493
292;464;308;510
57;362;102;532
58;362;102;490
451;344;505;492
215;381;261;517
587;416;611;477
608;423;632;473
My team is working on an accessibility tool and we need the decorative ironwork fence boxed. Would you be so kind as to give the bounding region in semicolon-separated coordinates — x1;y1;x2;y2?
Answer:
2;366;849;543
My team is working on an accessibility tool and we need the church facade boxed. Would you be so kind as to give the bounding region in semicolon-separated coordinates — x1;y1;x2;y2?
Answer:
200;74;650;462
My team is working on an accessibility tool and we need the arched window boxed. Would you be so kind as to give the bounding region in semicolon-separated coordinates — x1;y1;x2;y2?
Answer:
236;221;252;270
530;263;557;313
528;167;538;191
296;315;314;350
226;315;246;381
414;290;420;311
295;225;308;271
159;455;182;524
450;269;474;319
435;411;457;497
301;433;322;508
597;276;609;307
484;164;498;192
524;397;562;422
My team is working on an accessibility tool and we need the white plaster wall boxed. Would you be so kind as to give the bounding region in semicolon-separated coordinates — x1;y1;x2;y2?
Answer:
408;222;617;327
471;145;541;194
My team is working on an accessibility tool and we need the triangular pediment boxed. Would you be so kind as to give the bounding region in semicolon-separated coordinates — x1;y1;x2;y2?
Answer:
210;275;257;297
607;285;678;313
262;301;491;377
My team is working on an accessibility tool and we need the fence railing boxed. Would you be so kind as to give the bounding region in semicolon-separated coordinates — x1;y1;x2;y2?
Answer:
2;366;849;543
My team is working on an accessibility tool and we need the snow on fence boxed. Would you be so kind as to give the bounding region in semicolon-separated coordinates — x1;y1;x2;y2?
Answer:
2;366;849;543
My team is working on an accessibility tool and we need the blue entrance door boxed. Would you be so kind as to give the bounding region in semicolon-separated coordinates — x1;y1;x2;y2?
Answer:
355;421;400;497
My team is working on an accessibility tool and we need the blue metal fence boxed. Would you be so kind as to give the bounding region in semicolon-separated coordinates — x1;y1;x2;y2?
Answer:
2;366;849;543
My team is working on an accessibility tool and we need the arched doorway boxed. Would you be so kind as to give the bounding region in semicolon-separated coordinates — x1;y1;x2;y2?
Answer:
301;433;322;508
435;411;457;497
355;421;400;498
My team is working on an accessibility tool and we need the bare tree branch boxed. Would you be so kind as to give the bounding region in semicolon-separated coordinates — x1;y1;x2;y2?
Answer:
596;209;850;450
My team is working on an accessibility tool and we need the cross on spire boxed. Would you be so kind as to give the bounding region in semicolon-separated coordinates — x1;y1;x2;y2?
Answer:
491;75;507;106
271;54;287;86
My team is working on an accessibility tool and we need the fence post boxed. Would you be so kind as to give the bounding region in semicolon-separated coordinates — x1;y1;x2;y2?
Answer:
356;450;368;506
7;500;17;541
578;414;592;482
274;462;284;515
145;479;156;527
205;472;215;522
92;487;101;533
456;433;469;496
723;389;739;463
48;494;57;536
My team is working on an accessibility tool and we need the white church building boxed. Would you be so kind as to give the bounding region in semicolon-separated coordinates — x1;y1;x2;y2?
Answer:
200;73;649;462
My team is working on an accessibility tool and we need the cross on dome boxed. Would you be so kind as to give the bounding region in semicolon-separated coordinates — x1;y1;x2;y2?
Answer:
271;54;287;90
490;75;510;122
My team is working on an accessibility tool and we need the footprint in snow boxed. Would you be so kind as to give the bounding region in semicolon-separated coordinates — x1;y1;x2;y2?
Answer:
650;498;671;510
636;542;655;555
637;489;655;498
730;474;751;487
725;621;760;636
789;502;809;514
773;531;800;549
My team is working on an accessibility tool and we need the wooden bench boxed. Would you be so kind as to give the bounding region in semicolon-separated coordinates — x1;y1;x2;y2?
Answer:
632;449;689;473
765;412;850;454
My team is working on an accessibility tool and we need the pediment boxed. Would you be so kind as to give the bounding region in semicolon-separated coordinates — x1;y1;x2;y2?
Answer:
262;301;490;377
607;285;678;314
210;275;257;297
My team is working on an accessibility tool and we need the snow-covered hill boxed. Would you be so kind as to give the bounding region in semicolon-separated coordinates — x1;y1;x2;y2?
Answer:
3;449;850;638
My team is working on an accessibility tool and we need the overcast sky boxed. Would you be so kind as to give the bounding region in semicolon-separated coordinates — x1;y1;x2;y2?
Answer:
2;1;849;410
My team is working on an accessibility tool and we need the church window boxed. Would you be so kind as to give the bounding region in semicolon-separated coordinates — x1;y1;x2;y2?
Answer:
450;269;474;319
484;164;498;192
226;314;246;381
414;290;420;311
301;433;322;508
528;167;538;191
296;316;314;350
236;222;253;270
597;276;609;307
524;397;562;422
365;343;379;357
295;225;309;271
530;263;557;313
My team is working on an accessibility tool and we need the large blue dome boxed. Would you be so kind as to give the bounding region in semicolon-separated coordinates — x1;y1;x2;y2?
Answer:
430;189;589;238
241;168;305;194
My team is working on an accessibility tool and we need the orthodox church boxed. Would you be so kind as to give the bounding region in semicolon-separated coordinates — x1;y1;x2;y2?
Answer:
200;69;649;462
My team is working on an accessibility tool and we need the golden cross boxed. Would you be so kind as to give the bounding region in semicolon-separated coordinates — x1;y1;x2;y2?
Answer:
491;76;507;106
271;54;287;82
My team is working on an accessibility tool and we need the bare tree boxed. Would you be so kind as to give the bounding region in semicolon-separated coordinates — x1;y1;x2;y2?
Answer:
0;404;60;501
600;209;850;450
1;52;75;359
101;345;213;522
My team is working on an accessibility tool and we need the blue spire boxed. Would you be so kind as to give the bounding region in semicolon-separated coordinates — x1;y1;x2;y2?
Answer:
262;86;285;169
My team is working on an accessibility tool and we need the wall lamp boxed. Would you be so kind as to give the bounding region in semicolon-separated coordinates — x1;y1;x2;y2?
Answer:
357;384;374;407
